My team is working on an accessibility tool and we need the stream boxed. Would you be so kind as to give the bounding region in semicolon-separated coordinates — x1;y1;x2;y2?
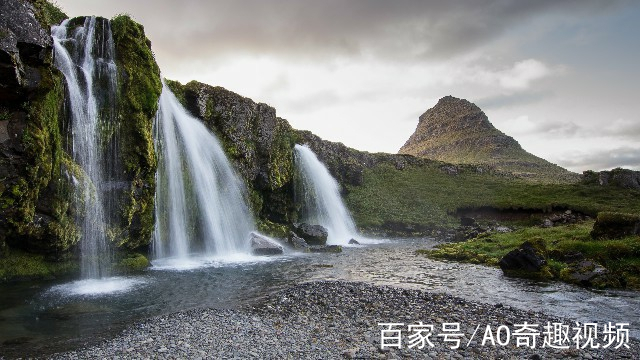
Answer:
0;237;638;357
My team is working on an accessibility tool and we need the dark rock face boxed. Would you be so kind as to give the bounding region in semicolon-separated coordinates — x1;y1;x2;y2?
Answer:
0;0;79;256
590;212;640;239
292;223;328;245
0;0;52;101
499;241;547;273
250;232;283;256
398;96;578;183
583;168;640;190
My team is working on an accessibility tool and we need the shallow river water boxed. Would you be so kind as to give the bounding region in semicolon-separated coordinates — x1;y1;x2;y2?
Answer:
0;238;638;357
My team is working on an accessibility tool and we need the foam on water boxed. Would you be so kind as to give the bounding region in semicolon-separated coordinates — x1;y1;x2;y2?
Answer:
50;277;147;296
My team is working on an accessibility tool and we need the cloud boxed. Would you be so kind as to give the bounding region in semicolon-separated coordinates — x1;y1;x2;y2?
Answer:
555;146;640;171
57;0;627;65
476;91;550;109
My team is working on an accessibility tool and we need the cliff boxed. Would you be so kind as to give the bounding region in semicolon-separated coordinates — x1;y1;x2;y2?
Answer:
399;96;578;183
0;1;161;261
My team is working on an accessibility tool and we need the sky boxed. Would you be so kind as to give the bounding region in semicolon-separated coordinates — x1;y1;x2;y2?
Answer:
54;0;640;172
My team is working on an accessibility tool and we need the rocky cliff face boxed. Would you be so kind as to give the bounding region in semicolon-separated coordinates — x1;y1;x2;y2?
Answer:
0;2;161;259
399;96;578;183
583;168;640;190
0;0;72;257
166;80;298;231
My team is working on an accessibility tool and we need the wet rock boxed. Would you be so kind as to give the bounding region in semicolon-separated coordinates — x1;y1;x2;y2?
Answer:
565;260;612;287
309;245;342;254
287;231;309;250
292;223;328;245
499;241;546;272
250;232;283;256
348;239;360;245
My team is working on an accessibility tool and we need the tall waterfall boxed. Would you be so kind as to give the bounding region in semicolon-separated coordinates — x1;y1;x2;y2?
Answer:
152;84;255;263
52;17;118;279
294;144;358;245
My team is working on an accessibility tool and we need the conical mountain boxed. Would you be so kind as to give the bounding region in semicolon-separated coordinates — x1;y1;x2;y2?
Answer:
399;96;577;182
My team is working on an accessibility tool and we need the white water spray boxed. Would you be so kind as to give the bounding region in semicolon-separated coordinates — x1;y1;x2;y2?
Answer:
52;17;118;279
152;83;255;264
294;144;358;245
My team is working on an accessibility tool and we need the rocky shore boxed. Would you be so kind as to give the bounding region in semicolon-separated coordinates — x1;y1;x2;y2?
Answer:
50;281;637;359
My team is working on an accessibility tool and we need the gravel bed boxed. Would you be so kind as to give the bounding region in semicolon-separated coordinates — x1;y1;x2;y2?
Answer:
49;281;638;359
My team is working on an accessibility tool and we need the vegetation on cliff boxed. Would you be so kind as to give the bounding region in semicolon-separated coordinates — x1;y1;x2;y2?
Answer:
109;14;162;249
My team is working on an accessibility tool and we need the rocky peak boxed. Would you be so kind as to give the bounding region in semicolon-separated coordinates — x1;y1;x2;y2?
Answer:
399;96;578;183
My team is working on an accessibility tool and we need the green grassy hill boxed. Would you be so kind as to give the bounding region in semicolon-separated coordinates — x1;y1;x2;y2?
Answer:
344;161;640;234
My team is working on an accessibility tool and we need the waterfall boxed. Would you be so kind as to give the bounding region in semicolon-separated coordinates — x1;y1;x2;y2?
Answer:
152;83;255;264
294;144;358;245
52;17;118;279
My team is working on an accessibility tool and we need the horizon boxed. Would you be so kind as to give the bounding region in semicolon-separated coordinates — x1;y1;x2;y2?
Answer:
55;0;640;173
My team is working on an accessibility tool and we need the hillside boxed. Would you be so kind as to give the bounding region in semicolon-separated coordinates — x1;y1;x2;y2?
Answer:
399;96;578;183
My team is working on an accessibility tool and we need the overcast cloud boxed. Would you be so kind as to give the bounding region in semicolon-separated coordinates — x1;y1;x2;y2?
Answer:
56;0;640;172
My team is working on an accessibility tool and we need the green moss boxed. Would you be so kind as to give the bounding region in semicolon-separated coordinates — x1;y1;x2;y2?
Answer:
0;249;78;282
28;0;68;28
257;219;289;238
110;14;162;250
421;222;640;290
115;252;149;273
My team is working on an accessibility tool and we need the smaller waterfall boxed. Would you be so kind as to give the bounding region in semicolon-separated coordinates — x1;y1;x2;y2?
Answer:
153;83;255;264
294;144;358;245
52;17;118;279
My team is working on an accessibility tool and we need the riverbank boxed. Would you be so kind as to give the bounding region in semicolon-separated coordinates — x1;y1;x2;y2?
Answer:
49;281;637;359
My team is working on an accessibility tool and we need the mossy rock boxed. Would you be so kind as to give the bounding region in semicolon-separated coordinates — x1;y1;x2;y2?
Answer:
115;252;150;274
110;14;162;250
591;212;640;240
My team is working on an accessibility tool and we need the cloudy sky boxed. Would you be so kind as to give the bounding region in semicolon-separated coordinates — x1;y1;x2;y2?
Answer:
56;0;640;172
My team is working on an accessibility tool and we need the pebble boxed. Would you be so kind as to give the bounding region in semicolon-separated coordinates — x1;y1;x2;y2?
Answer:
49;281;638;360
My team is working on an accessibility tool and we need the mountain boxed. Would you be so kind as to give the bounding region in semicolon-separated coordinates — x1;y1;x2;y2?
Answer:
399;96;578;182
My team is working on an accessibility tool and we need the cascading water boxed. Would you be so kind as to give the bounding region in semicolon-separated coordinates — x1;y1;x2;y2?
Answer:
52;17;118;279
152;83;255;265
294;144;358;245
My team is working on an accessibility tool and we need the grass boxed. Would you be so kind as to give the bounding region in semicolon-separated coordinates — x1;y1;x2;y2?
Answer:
346;163;640;232
422;221;640;289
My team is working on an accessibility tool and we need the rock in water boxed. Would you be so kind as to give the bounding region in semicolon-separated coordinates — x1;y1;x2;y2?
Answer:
499;241;546;272
292;223;328;245
250;232;283;256
287;231;309;250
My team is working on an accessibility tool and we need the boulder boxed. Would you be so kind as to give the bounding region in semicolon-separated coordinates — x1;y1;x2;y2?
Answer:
309;245;342;254
590;212;640;240
292;223;328;245
250;232;283;256
287;231;309;250
499;241;547;273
